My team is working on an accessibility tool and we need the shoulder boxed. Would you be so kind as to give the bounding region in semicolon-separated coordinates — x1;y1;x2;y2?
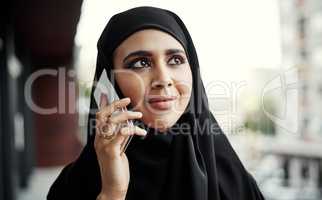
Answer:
47;144;101;199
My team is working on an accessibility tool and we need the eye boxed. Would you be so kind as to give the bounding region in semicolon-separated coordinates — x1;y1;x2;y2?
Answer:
168;55;186;66
126;57;152;69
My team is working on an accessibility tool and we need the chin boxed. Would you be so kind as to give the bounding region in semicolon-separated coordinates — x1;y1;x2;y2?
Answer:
141;115;175;132
137;102;185;132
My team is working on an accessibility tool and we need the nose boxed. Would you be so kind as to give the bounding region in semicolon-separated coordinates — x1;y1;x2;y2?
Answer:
151;79;173;89
151;64;173;90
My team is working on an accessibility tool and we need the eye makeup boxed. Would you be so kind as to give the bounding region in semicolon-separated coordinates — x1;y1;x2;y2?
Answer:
124;54;187;70
124;57;152;70
167;54;186;66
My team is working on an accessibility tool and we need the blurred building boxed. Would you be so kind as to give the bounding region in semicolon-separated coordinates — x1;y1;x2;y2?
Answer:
0;1;83;199
259;0;322;199
279;0;322;140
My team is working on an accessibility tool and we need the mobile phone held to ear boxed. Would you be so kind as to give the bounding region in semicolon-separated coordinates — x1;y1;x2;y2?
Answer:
93;69;134;154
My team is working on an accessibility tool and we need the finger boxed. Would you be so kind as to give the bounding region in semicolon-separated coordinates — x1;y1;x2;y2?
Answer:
96;98;131;120
98;122;118;137
94;124;118;148
99;93;108;108
108;111;143;124
112;126;147;146
96;111;142;137
119;125;147;137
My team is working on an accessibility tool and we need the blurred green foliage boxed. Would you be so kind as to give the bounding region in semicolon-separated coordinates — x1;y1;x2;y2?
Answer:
244;98;277;135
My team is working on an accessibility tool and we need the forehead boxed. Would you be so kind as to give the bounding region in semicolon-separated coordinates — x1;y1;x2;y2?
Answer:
114;29;185;57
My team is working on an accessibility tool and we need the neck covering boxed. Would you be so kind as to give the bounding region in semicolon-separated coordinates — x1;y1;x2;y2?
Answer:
47;6;265;200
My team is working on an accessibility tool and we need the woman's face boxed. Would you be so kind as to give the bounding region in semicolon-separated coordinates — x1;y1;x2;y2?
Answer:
113;29;192;132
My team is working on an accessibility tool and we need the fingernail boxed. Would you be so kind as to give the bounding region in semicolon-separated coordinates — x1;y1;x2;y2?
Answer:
100;94;108;107
132;111;142;116
140;130;147;139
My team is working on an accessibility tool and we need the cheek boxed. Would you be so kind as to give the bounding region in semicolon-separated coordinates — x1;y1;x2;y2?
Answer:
177;83;192;99
116;75;147;108
174;69;193;99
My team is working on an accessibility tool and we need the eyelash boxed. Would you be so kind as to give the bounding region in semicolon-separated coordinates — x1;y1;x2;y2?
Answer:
168;55;186;66
125;55;186;70
125;57;151;69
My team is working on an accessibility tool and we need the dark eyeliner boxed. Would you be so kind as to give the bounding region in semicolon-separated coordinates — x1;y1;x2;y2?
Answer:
124;57;145;69
169;55;186;65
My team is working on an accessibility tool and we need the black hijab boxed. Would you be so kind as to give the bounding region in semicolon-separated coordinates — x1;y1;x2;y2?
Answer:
47;6;265;200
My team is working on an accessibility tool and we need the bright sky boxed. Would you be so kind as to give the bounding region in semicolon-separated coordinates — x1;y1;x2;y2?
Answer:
75;0;282;86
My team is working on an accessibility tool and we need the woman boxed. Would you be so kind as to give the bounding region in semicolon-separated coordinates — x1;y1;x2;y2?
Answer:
47;6;265;200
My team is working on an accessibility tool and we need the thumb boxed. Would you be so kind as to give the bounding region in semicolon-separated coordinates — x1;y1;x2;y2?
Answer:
100;93;108;108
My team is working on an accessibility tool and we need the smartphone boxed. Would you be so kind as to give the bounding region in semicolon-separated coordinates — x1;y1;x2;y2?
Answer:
94;69;134;154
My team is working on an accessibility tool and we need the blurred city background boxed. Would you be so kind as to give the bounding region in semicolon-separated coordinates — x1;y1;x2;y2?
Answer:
1;0;322;199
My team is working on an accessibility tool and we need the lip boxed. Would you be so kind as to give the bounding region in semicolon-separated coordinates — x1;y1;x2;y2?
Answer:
147;95;177;103
146;95;177;110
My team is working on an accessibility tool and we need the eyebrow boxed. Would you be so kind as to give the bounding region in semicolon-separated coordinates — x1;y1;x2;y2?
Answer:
123;48;185;63
123;50;152;63
165;49;185;55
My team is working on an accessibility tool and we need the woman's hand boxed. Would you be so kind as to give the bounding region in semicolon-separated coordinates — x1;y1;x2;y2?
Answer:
94;95;147;200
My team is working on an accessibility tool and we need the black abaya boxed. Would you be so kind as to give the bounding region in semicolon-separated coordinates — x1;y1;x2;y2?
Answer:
47;6;265;200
